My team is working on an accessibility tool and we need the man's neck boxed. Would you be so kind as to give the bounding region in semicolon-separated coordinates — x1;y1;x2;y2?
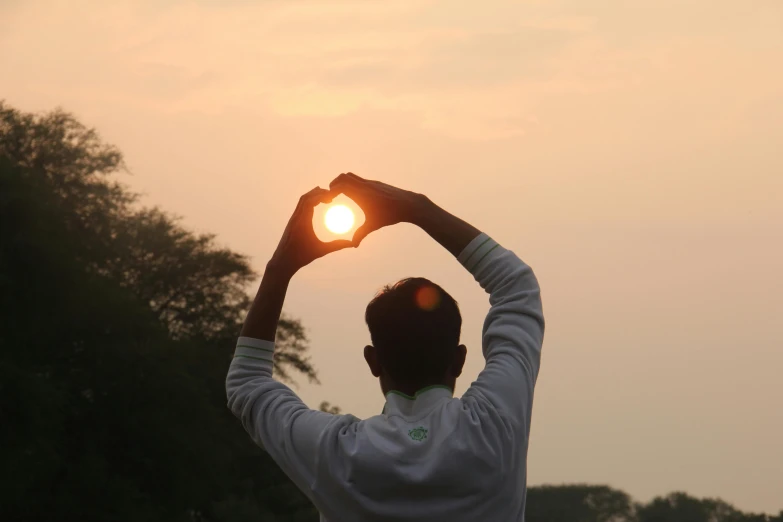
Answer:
383;381;454;399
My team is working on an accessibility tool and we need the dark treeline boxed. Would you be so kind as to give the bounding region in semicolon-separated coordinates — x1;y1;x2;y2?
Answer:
1;102;780;522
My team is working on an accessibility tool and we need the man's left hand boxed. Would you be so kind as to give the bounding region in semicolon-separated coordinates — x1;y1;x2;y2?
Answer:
268;187;354;277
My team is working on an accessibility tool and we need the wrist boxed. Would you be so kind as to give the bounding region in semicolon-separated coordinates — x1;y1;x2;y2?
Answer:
265;258;296;281
406;195;482;258
406;193;436;227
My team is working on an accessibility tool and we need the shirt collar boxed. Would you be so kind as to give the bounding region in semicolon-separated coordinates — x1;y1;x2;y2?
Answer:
382;385;454;416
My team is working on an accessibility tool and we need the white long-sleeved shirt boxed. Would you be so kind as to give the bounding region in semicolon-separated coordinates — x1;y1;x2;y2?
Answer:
226;233;545;522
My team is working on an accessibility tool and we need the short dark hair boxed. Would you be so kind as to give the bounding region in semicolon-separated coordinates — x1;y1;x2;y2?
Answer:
365;277;462;386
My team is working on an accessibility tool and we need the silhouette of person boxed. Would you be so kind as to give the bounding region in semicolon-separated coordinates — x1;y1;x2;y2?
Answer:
227;173;545;521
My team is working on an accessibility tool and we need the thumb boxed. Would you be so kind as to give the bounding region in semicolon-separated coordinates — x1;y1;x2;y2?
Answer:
351;223;374;247
324;239;354;253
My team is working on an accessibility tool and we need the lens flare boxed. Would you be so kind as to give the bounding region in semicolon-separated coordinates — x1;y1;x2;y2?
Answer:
415;286;441;311
324;204;355;234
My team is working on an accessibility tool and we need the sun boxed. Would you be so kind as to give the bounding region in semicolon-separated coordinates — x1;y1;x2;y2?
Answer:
324;204;355;234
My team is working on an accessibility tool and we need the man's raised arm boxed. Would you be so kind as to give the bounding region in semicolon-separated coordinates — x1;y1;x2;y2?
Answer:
330;173;545;427
225;187;355;497
413;195;544;426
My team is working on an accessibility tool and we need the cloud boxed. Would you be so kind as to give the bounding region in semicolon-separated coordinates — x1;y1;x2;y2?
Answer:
2;0;780;141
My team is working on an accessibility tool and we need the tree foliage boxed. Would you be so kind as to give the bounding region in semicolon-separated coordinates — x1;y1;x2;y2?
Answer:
0;100;317;377
0;101;319;521
525;485;782;522
635;492;783;522
526;484;636;522
318;401;342;414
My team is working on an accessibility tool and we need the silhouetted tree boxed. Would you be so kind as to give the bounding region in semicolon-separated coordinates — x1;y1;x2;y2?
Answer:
0;102;320;521
319;401;342;414
526;484;637;522
0;100;317;380
636;492;780;522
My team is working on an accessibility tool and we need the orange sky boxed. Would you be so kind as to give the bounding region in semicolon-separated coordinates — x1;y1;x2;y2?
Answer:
2;0;782;514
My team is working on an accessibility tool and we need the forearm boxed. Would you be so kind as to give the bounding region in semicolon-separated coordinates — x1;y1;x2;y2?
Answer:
239;263;293;341
411;196;482;258
458;235;545;423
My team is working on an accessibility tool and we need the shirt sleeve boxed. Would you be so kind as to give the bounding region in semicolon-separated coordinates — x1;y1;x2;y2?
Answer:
459;233;545;433
225;336;350;495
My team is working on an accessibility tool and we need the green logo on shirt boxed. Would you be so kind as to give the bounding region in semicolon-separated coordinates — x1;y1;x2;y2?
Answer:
408;426;428;442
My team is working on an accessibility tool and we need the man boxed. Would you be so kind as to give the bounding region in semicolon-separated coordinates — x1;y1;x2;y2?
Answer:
226;173;545;521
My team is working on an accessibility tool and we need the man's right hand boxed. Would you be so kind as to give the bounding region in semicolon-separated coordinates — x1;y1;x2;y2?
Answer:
329;172;426;246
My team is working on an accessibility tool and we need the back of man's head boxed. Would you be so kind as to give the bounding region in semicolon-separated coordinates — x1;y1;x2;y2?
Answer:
365;277;462;389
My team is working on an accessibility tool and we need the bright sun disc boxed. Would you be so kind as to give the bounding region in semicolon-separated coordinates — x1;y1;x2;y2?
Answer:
324;204;355;234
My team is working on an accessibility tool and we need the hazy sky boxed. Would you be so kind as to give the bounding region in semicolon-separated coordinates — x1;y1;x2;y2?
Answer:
2;0;782;514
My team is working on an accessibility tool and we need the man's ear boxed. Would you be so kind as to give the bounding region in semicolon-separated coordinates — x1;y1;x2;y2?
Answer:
364;345;382;377
450;344;467;378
